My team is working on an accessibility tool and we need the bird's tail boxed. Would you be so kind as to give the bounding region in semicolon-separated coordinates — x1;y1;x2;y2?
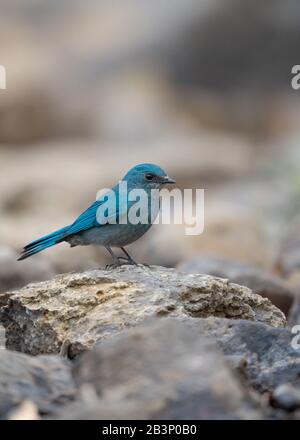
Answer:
18;225;70;261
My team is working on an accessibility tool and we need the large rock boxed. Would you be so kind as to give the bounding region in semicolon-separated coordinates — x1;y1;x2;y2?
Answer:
193;317;300;392
0;349;75;418
178;256;295;315
0;265;286;357
59;320;262;420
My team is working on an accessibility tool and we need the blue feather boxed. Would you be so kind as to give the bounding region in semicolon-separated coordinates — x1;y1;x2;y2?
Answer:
18;226;70;260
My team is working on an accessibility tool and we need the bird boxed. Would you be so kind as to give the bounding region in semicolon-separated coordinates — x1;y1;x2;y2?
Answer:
18;163;176;266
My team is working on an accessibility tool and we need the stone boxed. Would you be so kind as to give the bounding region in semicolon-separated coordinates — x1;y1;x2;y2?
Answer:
7;400;40;420
192;317;300;392
288;299;300;327
275;226;300;279
0;349;75;418
61;319;262;420
178;256;295;315
270;384;300;412
0;265;286;357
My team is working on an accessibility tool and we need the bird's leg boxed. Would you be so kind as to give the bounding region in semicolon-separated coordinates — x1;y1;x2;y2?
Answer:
105;246;122;268
105;246;131;268
120;247;138;265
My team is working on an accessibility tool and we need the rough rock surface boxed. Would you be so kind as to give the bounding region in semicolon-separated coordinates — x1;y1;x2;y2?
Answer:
0;350;75;418
192;317;300;392
59;320;262;420
178;256;295;315
0;265;286;357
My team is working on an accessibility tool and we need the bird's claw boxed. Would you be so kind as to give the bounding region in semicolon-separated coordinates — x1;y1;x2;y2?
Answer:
105;263;120;270
105;257;136;270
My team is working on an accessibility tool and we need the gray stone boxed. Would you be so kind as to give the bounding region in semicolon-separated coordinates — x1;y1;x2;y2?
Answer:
192;317;300;392
0;349;75;418
271;384;300;412
63;319;262;420
178;256;294;315
288;299;300;327
0;265;286;357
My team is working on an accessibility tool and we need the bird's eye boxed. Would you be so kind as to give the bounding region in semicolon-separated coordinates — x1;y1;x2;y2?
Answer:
145;173;154;181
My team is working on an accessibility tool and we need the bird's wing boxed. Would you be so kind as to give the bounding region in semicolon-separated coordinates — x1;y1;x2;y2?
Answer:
63;201;103;237
62;189;129;238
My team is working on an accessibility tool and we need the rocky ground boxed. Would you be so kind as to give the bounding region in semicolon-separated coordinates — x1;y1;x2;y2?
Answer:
1;0;300;421
0;264;299;420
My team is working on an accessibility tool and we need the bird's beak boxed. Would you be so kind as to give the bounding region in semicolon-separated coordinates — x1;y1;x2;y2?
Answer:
162;175;176;184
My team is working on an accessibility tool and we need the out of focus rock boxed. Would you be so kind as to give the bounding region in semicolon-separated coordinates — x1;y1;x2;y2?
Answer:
178;256;295;315
276;236;300;280
288;300;300;327
0;350;75;418
0;265;285;357
274;214;300;324
169;0;300;92
62;320;262;420
194;317;300;392
0;0;211;144
0;87;90;145
2;0;299;141
7;400;40;420
271;384;300;412
0;245;54;294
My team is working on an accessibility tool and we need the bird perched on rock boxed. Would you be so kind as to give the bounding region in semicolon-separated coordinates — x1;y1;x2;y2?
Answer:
18;163;175;266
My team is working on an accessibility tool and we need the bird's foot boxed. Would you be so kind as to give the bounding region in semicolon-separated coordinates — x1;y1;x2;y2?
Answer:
118;256;138;266
105;261;122;270
105;263;119;270
105;257;135;270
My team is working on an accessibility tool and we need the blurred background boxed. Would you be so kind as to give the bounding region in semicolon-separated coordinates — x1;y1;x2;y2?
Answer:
1;0;300;293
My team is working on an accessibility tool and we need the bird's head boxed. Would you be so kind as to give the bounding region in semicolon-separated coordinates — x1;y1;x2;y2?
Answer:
123;163;176;190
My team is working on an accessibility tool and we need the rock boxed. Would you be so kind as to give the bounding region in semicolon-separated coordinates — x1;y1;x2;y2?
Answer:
288;299;300;327
192;317;300;392
7;400;40;420
0;350;75;418
0;245;54;294
167;0;300;95
178;256;295;315
0;265;286;357
270;384;300;412
61;319;262;420
0;293;10;310
0;326;5;350
277;245;300;279
275;219;300;279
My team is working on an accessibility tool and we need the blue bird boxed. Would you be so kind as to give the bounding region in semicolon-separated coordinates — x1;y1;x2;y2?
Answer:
18;163;176;266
